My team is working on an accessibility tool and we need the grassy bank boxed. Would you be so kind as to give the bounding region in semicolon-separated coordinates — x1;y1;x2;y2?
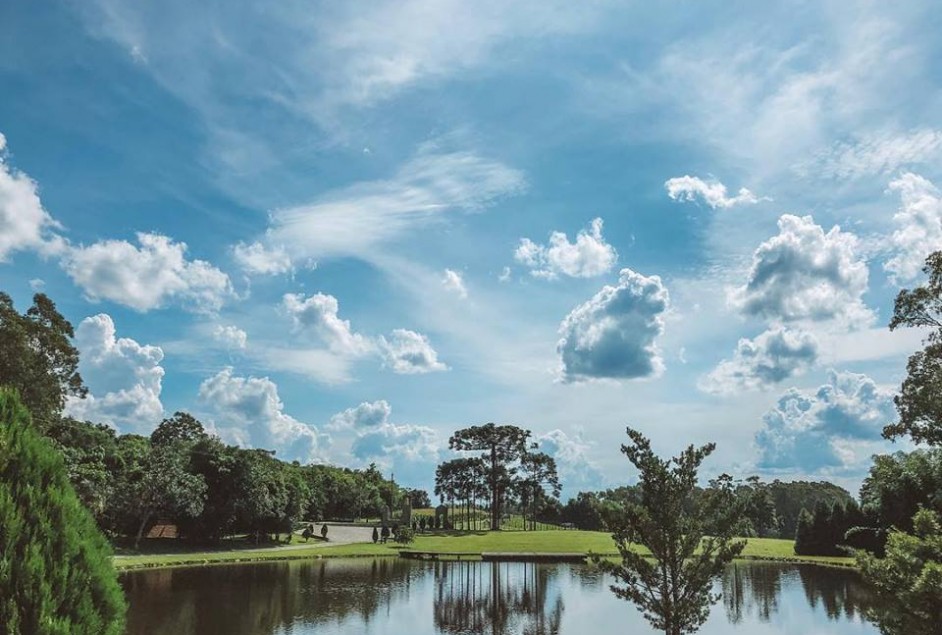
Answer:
114;531;854;571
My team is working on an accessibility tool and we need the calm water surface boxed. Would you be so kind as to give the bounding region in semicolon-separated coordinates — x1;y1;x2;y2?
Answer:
122;559;879;635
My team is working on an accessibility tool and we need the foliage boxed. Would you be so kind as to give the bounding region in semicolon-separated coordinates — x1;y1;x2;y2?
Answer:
407;488;432;509
0;389;126;635
0;293;86;430
860;449;942;534
393;526;415;544
856;508;942;635
885;251;942;446
765;480;854;539
595;428;745;635
793;501;866;556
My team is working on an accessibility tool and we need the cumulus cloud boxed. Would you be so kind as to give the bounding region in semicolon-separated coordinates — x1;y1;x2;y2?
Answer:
64;314;164;433
280;292;446;377
62;233;234;312
537;428;605;492
796;129;942;180
755;370;895;473
283;292;373;356
212;324;247;349
379;329;448;374
351;422;440;462
665;176;763;209
0;132;65;261
328;400;392;431
730;215;872;327
198;367;329;462
701;326;819;394
883;173;942;284
515;217;617;279
557;268;669;383
441;268;468;298
232;240;293;276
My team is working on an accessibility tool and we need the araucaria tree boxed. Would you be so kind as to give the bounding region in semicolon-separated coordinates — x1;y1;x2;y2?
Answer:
448;423;558;530
596;428;745;635
0;389;126;634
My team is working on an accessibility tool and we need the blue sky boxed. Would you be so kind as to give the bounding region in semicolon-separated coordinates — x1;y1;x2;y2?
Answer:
2;0;940;496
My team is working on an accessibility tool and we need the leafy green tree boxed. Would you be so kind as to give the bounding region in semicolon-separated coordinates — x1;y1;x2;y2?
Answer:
856;508;942;635
109;434;206;548
150;411;209;448
448;423;535;530
0;293;86;429
885;251;942;446
407;488;432;509
596;428;745;635
44;417;121;525
0;389;125;634
860;449;942;533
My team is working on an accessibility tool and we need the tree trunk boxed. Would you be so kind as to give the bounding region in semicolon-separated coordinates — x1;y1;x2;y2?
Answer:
134;511;152;550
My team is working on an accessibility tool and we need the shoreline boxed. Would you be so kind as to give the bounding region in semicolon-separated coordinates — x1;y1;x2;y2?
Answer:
114;539;856;572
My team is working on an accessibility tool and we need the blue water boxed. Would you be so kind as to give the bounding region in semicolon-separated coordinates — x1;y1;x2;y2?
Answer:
122;559;879;634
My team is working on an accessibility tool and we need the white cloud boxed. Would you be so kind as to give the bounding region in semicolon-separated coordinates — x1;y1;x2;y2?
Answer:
232;240;293;276
557;268;669;383
730;215;872;327
212;324;247;350
515;217;617;279
883;173;942;284
351;422;442;472
0;132;65;262
755;369;896;473
62;232;234;312
379;329;447;374
537;428;605;493
64;314;164;433
498;266;511;282
263;142;525;261
665;176;763;209
796;129;942;180
282;292;373;356
198;367;329;463
701;326;819;394
441;268;468;298
328;400;392;431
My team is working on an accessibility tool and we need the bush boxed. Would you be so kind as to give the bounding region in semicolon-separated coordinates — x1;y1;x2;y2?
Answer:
393;526;415;544
0;389;126;634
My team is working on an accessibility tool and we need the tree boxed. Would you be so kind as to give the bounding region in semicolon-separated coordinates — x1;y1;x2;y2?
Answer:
448;423;534;530
885;251;942;446
0;389;125;634
856;508;942;635
595;428;745;635
860;449;942;533
794;508;815;556
0;292;86;429
150;412;209;448
518;451;561;530
407;488;432;509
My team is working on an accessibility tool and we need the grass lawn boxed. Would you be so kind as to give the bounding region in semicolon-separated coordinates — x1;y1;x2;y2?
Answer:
114;530;854;571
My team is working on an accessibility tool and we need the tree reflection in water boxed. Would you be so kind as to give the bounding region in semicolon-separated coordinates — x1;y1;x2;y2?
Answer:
723;562;873;626
432;561;564;635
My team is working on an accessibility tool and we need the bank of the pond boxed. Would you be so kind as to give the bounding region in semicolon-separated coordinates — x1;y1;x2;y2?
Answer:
113;531;855;571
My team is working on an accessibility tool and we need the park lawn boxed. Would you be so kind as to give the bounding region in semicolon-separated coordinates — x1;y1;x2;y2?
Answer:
114;531;854;570
113;541;394;571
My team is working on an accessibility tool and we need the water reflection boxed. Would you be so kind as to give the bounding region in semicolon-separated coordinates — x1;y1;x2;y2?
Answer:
122;559;880;635
433;561;563;634
722;563;873;626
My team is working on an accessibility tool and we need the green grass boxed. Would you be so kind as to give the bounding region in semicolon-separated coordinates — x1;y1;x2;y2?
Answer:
113;531;854;571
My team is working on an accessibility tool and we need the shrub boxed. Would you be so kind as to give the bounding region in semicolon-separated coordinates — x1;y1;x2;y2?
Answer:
394;526;415;544
0;389;126;634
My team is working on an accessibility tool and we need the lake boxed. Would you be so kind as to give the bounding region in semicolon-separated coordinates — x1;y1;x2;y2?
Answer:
121;558;879;634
